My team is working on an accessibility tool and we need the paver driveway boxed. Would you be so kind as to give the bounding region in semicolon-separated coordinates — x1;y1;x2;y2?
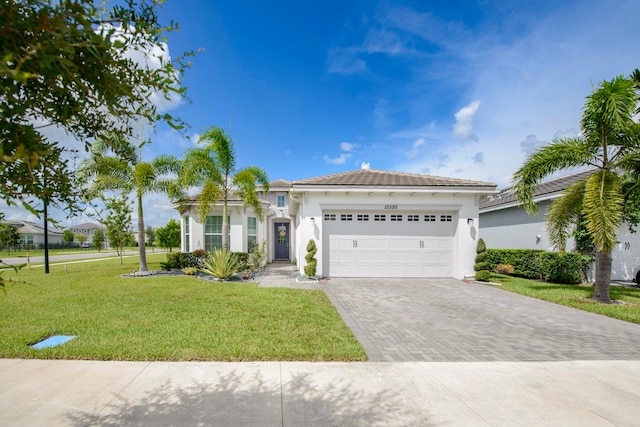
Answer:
322;278;640;362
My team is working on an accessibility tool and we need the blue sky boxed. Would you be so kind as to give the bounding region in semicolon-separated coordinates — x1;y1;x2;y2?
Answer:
4;0;640;228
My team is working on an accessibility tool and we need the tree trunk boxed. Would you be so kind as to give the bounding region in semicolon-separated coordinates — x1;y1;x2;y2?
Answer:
138;194;148;272
593;250;612;303
222;195;229;251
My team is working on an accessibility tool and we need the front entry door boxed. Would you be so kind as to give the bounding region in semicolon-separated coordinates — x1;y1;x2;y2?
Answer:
274;222;289;260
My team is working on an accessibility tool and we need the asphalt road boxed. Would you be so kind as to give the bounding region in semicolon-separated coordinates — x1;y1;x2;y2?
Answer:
0;250;165;266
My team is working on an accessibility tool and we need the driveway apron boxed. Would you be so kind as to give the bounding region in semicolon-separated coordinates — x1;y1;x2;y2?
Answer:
322;278;640;362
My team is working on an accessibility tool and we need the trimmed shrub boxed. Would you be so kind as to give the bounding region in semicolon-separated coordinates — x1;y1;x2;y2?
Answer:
474;238;491;280
474;261;490;272
495;263;515;275
486;249;588;284
191;249;207;258
304;239;317;277
475;270;492;282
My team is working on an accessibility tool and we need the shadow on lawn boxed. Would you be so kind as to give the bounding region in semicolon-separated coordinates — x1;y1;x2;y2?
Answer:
66;369;425;426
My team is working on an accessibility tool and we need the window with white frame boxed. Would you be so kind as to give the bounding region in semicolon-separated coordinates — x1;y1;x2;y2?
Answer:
204;216;229;251
277;195;285;208
184;216;190;252
247;217;257;252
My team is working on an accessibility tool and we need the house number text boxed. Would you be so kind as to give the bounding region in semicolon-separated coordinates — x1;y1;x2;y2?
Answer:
383;205;398;209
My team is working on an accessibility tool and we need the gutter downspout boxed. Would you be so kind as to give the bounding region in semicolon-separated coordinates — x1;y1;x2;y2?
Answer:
289;189;302;273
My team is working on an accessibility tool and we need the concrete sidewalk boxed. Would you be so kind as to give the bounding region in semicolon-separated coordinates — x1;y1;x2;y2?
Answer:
2;358;640;426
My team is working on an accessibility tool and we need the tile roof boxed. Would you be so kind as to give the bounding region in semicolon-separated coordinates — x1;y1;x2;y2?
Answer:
268;179;292;187
70;222;105;230
292;169;496;188
3;220;64;235
480;169;595;210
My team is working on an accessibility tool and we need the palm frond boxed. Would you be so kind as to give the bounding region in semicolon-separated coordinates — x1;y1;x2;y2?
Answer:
546;180;585;252
513;138;596;215
582;170;624;253
197;183;224;223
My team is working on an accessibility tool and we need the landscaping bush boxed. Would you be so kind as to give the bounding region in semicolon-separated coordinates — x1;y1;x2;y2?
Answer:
200;248;243;280
486;249;588;284
474;238;491;281
232;252;249;270
495;263;515;275
181;267;197;276
304;239;317;277
191;249;207;258
474;261;490;272
249;240;267;270
475;270;492;282
160;251;209;270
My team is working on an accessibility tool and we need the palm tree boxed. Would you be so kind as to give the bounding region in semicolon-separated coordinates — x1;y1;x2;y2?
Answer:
513;75;640;303
80;135;182;272
178;126;269;250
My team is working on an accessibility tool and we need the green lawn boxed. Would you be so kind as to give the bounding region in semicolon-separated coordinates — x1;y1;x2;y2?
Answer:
491;274;640;324
0;254;366;361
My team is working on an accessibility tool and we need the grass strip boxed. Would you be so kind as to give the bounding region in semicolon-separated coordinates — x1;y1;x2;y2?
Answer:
491;274;640;324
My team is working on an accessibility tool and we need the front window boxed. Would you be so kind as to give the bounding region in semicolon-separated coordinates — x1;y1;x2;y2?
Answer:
204;216;222;251
277;195;285;208
204;216;230;250
247;217;257;252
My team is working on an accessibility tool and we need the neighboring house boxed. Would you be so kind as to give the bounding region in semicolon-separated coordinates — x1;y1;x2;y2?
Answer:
178;169;497;279
479;169;640;281
2;219;64;248
69;222;106;247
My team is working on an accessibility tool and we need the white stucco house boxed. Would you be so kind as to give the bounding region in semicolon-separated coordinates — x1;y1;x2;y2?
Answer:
178;169;497;279
69;222;106;247
479;169;640;281
1;220;64;248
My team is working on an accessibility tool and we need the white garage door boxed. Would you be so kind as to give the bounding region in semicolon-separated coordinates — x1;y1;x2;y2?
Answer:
323;211;455;278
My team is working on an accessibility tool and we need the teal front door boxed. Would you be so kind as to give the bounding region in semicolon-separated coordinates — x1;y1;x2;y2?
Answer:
274;223;289;260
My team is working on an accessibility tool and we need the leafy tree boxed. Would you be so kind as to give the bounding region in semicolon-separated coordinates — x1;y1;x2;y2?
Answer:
514;74;640;303
93;229;105;252
156;219;180;252
1;0;194;215
145;226;156;252
80;135;181;272
102;196;133;264
76;234;88;246
63;229;75;247
177;127;269;249
0;224;20;255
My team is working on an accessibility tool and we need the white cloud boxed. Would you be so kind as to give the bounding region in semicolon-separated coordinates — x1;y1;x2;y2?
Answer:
361;162;371;169
453;100;480;141
364;29;405;55
327;48;367;74
406;137;426;158
340;142;357;152
472;152;484;164
323;153;352;165
520;135;545;155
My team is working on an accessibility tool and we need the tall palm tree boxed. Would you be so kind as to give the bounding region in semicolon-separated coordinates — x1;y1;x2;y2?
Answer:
513;75;640;303
178;126;269;250
80;135;182;272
